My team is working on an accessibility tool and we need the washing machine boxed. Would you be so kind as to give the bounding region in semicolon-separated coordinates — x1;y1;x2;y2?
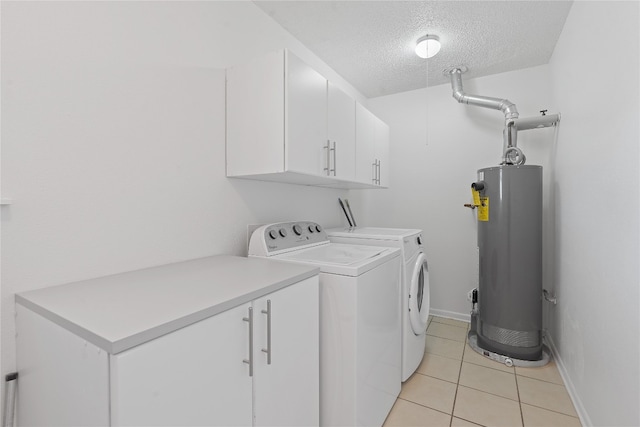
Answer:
248;221;402;427
326;227;430;382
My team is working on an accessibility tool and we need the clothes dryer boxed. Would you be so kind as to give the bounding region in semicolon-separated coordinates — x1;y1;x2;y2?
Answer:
249;222;401;427
326;227;430;381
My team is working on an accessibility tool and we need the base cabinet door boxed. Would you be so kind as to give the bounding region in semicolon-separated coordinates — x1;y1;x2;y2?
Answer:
253;278;319;426
111;303;253;427
111;278;319;427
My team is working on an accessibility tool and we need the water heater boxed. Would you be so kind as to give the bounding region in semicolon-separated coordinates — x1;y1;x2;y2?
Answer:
469;165;548;365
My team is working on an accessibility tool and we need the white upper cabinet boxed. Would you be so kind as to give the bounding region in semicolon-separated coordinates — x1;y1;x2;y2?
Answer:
226;49;387;189
355;103;376;185
327;82;356;181
374;115;390;188
355;102;389;188
227;49;328;184
285;52;328;176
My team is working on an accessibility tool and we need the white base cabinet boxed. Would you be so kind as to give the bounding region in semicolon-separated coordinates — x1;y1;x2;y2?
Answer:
16;304;111;427
110;303;253;426
17;276;319;427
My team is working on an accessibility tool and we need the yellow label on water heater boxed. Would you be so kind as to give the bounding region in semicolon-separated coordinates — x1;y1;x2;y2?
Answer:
478;197;489;221
471;189;481;207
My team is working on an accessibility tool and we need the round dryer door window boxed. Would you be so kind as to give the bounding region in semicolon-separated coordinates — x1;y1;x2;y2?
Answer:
409;252;430;335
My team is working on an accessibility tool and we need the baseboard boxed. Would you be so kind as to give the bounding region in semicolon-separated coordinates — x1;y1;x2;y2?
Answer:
430;308;471;323
545;334;592;427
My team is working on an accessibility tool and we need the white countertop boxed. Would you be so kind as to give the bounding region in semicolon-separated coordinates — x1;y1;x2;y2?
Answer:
16;256;319;354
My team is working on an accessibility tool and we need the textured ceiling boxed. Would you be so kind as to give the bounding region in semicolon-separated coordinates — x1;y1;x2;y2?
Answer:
254;1;573;98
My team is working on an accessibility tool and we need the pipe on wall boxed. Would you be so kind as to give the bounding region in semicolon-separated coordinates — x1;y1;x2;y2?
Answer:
447;68;560;165
449;68;519;120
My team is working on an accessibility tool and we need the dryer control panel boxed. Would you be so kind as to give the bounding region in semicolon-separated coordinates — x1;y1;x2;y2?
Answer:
249;222;329;256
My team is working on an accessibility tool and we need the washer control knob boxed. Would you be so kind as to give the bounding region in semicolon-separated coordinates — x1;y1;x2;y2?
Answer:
315;225;322;233
279;228;287;238
308;225;315;233
417;235;422;245
268;230;278;240
293;224;303;236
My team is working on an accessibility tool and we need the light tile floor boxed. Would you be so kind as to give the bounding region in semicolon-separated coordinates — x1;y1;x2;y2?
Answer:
383;316;582;427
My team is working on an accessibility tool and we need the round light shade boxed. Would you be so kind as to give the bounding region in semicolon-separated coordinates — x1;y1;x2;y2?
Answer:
415;35;441;59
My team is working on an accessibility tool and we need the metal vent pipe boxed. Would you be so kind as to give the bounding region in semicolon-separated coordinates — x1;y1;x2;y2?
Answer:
449;68;519;120
447;68;560;165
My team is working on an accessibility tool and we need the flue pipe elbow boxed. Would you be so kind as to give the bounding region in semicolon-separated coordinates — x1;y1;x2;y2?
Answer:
450;69;466;102
500;101;519;120
447;68;519;120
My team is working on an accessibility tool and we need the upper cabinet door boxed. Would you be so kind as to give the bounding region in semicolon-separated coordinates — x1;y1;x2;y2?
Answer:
328;82;356;181
355;102;377;185
285;52;328;176
374;116;390;188
226;50;286;177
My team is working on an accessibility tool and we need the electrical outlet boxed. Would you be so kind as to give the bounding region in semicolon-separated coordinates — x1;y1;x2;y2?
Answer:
467;289;474;302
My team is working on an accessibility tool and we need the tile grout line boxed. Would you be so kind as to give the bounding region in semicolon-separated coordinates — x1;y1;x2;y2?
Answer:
518;401;583;420
514;370;525;427
516;375;565;386
515;374;582;418
449;326;469;427
395;396;455;419
426;333;466;343
412;370;459;386
416;367;526;404
516;372;570;387
431;321;470;329
455;384;521;404
461;358;515;374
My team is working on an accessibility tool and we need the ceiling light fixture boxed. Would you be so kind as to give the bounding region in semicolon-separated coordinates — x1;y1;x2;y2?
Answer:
415;35;441;59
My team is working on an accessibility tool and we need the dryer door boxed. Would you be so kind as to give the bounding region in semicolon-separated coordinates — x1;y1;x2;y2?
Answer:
408;252;430;335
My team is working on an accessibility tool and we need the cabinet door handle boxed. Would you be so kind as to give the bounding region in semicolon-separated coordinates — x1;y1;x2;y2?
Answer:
243;307;254;377
330;141;336;176
377;160;381;185
324;140;331;176
261;299;272;365
372;160;377;183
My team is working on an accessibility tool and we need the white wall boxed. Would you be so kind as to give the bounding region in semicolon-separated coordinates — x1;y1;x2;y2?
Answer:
353;65;556;319
547;2;639;426
0;1;363;379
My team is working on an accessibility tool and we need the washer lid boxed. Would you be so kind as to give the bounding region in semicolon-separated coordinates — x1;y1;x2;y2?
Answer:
326;227;422;240
274;243;400;276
